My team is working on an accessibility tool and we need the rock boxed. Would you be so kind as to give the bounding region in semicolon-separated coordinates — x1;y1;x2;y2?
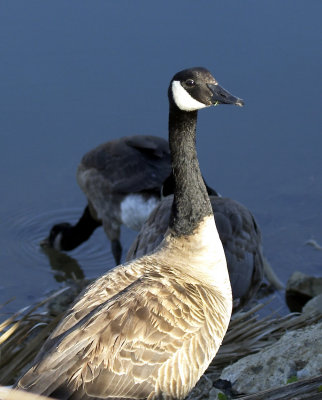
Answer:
47;279;90;316
286;272;322;297
302;294;322;315
220;321;322;395
186;375;214;400
207;387;224;400
186;375;231;400
285;271;322;312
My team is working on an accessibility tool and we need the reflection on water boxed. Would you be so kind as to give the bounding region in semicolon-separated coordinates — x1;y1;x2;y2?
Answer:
40;245;85;283
6;207;114;273
0;207;122;315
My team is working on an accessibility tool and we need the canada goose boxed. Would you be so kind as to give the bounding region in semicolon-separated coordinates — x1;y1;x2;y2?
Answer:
16;67;243;399
44;135;171;264
127;194;264;310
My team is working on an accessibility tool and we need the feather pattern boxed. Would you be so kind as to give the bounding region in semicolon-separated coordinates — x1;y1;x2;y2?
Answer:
18;240;231;400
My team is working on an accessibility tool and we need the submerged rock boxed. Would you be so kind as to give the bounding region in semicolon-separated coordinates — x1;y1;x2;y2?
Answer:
220;320;322;395
47;279;90;316
286;271;322;312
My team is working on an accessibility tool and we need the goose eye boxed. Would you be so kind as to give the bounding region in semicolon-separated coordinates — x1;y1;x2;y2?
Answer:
185;79;195;87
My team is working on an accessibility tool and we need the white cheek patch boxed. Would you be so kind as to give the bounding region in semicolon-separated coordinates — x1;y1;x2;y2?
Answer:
171;81;207;111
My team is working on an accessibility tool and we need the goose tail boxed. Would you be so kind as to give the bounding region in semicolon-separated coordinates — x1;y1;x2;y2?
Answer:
262;255;284;290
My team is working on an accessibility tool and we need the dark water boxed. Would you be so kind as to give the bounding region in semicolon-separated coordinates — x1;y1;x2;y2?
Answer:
1;1;321;315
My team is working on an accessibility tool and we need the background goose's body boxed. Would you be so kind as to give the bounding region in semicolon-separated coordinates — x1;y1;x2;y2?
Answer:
127;194;264;309
47;135;171;264
17;67;243;399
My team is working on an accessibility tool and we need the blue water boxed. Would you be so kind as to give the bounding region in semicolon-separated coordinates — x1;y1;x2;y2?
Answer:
0;1;321;314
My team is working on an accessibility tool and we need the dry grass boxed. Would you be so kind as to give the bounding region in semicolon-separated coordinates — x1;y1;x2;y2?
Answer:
209;301;322;375
0;386;54;400
0;288;321;391
0;288;68;385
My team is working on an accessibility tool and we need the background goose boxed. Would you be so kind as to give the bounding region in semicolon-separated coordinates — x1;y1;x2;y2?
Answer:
17;67;243;399
127;194;265;310
45;135;171;264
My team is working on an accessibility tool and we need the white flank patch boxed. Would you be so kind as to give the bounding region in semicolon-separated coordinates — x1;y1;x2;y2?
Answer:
53;232;63;250
171;81;207;111
120;194;159;231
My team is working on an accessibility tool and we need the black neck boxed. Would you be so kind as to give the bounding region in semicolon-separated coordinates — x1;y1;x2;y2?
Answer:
168;105;213;236
60;206;101;250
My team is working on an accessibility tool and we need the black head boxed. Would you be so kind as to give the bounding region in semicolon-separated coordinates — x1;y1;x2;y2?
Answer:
40;223;72;250
168;67;244;111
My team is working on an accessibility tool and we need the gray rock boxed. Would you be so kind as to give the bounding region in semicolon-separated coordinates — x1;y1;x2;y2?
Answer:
186;374;229;400
186;375;214;400
286;271;322;298
286;272;322;311
220;320;322;395
302;294;322;315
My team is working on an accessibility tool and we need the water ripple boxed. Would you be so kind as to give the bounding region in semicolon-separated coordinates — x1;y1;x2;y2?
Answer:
6;207;115;282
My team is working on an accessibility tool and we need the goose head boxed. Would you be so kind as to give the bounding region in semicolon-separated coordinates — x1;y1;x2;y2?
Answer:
168;66;244;112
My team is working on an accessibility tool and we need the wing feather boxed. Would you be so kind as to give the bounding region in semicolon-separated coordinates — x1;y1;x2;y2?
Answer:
18;264;226;400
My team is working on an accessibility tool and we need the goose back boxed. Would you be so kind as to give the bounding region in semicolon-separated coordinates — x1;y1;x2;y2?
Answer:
78;135;171;194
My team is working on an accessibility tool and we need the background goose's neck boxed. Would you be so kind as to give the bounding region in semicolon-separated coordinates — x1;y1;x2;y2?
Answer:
168;106;213;236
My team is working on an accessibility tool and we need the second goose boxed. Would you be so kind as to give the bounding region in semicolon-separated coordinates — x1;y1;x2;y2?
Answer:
44;135;171;265
17;67;243;400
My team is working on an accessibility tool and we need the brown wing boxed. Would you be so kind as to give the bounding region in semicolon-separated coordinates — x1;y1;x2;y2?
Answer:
42;262;147;346
17;266;217;400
